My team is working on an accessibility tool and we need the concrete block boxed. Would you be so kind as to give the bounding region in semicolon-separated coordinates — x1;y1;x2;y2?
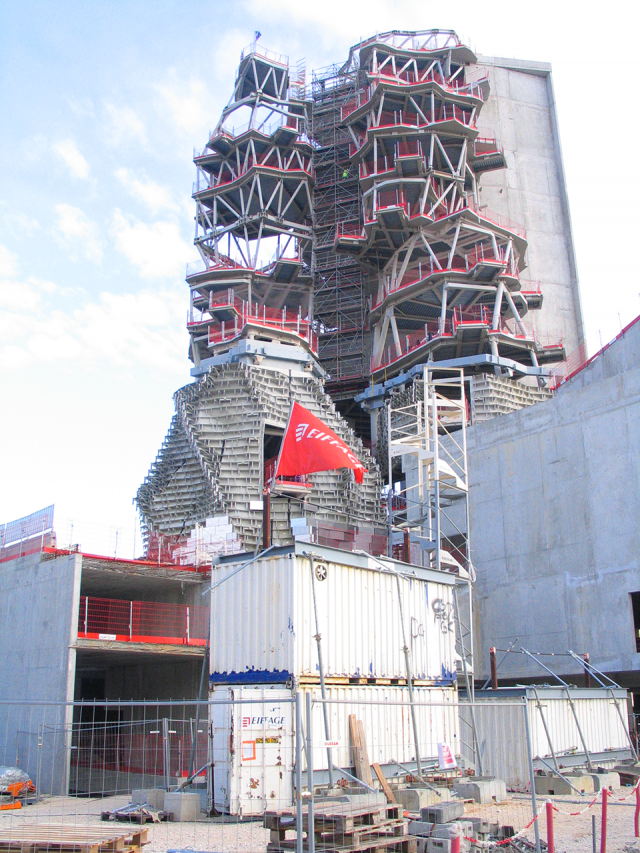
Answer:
468;817;491;835
431;821;473;841
420;801;464;824
409;820;434;838
534;773;594;796
590;772;620;792
164;791;201;821
394;786;452;812
414;839;429;853
426;826;470;853
453;776;507;804
131;788;165;809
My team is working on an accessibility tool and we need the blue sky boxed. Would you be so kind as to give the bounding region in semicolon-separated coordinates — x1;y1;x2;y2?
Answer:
0;0;637;555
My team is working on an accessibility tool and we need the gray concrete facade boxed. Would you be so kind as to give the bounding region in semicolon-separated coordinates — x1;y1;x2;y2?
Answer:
468;318;640;686
473;57;584;360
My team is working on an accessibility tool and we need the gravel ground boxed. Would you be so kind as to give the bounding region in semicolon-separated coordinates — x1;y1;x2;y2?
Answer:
0;789;639;852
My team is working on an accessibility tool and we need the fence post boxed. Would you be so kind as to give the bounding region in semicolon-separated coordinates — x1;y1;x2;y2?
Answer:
129;601;133;641
600;788;607;853
522;697;542;853
545;800;554;853
306;691;315;853
295;692;303;853
635;784;640;837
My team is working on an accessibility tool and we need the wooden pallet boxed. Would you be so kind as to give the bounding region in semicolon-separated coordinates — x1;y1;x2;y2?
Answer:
267;837;416;853
0;823;149;853
266;803;412;853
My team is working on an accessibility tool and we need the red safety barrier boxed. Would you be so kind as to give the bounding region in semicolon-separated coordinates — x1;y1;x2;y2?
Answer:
78;596;209;646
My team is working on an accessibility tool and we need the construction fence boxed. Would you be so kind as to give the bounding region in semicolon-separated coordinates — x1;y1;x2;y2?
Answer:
0;696;637;852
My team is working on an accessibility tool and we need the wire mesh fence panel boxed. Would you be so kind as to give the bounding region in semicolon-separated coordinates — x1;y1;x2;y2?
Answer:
1;696;639;852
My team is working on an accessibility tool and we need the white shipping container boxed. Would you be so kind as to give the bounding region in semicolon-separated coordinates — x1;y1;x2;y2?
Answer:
210;542;457;684
210;683;458;815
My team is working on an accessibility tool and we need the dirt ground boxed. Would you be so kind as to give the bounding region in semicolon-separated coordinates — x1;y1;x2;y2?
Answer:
0;787;639;852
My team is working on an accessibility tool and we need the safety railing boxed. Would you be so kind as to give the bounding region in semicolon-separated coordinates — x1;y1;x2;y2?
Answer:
370;244;519;312
341;72;486;120
371;311;559;371
206;113;301;147
77;596;209;646
264;457;312;491
186;255;253;279
349;105;476;155
192;148;312;195
239;42;289;66
205;291;318;353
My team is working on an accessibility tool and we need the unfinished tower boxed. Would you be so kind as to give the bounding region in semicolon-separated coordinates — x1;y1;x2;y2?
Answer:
136;44;384;559
310;31;572;440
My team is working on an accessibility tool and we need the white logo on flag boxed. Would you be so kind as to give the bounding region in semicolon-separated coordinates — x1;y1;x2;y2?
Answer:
295;423;309;442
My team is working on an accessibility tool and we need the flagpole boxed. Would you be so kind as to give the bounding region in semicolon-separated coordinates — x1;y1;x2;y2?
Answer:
273;399;296;486
263;400;296;549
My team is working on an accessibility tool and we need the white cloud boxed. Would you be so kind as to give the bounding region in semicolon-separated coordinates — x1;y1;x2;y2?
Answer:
0;281;186;373
54;204;103;262
155;72;213;137
54;139;90;179
115;168;178;214
112;209;191;279
104;101;147;146
0;244;18;277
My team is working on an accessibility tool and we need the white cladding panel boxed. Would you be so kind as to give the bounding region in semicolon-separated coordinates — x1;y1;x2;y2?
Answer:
300;684;459;771
210;552;456;683
460;690;632;789
527;691;630;758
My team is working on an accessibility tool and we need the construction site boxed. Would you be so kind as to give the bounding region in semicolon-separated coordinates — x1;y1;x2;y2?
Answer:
1;28;640;853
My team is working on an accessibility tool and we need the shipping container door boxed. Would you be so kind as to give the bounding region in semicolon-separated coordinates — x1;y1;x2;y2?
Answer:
234;687;294;816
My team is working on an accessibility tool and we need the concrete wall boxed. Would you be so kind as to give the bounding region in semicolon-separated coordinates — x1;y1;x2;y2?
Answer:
468;319;640;684
0;552;81;793
473;57;584;360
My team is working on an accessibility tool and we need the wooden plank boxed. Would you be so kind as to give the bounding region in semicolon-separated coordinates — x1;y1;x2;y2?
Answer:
348;715;373;788
372;764;397;805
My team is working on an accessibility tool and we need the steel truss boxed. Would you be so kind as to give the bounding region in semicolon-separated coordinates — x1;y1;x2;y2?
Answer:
187;42;315;365
332;30;564;387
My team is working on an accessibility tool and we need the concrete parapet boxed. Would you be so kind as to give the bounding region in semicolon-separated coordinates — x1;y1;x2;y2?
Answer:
394;786;452;812
534;772;594;796
453;776;507;804
164;791;201;821
131;788;165;809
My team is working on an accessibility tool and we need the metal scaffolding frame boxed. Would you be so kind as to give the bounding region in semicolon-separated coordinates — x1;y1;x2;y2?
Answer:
385;366;475;696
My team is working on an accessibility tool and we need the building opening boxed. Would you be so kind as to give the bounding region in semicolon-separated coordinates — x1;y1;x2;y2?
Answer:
630;592;640;652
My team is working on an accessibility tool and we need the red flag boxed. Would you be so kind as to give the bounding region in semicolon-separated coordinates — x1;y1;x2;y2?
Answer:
275;402;367;484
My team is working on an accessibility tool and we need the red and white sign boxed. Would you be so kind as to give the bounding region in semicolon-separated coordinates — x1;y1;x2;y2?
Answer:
437;742;457;770
275;402;367;484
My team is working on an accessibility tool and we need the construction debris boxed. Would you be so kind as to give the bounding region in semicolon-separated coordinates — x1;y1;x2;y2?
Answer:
100;801;171;823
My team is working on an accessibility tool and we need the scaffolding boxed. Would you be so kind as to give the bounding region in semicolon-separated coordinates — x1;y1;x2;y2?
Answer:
310;63;369;416
385;367;475;696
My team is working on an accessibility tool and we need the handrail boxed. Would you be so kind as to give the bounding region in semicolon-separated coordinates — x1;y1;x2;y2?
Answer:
78;595;209;646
